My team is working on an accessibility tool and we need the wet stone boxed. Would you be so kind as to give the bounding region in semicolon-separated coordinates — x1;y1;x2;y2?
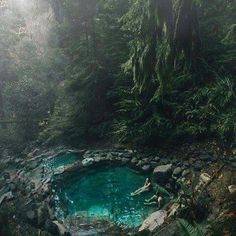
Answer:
172;167;182;178
142;165;151;172
131;158;138;164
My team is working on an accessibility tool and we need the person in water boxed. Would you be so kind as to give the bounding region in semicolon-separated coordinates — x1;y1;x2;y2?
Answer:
144;190;163;208
131;177;151;196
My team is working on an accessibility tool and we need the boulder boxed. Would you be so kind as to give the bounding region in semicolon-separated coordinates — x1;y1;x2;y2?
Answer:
0;191;13;205
153;164;173;185
182;169;190;177
9;183;17;192
122;153;132;158
172;167;182;178
44;219;59;235
142;165;150;172
228;185;236;194
199;173;211;184
150;161;158;168
200;154;211;161
143;158;149;164
106;153;113;160
37;203;49;226
137;160;144;167
193;161;203;171
54;166;65;175
82;157;94;167
139;210;167;232
26;210;37;224
94;156;102;163
131;158;138;164
53;220;70;236
229;156;236;162
3;172;10;180
183;161;190;168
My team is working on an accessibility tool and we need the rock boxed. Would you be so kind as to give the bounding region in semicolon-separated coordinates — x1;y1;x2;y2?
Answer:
182;169;190;177
193;161;202;171
200;154;212;162
229;156;236;162
139;210;167;232
153;164;173;185
44;219;59;235
131;158;138;164
30;182;36;190
200;173;211;183
106;153;113;160
64;162;82;172
0;191;13;205
37;204;49;226
82;158;94;167
150;161;158;168
172;167;182;178
183;161;190;168
26;210;36;223
162;159;171;165
143;158;149;164
122;153;132;158
137;160;144;167
231;162;236;168
142;165;150;172
188;158;196;165
27;148;40;158
94;156;102;163
228;185;236;194
53;220;70;236
195;173;211;191
9;183;17;192
153;221;180;236
154;156;160;162
27;161;39;170
3;172;10;180
167;203;180;217
54;166;65;175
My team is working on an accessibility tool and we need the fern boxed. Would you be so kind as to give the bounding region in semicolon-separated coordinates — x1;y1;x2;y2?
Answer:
177;219;206;236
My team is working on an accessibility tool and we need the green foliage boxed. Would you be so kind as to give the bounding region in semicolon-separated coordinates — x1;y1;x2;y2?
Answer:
44;0;131;145
177;219;206;236
114;0;236;146
0;0;64;146
1;0;236;148
176;172;211;222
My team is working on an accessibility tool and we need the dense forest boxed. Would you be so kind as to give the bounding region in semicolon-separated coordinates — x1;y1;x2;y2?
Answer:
0;0;235;151
0;1;236;236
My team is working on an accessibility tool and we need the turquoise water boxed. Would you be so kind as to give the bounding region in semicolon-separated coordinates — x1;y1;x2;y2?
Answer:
45;153;80;170
54;167;157;227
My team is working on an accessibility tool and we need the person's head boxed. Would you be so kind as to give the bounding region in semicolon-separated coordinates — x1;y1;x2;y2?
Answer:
156;190;159;195
146;177;150;183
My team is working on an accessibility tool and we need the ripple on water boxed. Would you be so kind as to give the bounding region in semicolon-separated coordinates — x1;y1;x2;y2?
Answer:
53;167;160;228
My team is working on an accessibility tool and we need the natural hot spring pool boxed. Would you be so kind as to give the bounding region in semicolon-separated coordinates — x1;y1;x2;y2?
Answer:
53;167;159;228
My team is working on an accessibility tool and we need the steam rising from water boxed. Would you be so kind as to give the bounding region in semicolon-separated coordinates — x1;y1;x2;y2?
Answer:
1;0;55;56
